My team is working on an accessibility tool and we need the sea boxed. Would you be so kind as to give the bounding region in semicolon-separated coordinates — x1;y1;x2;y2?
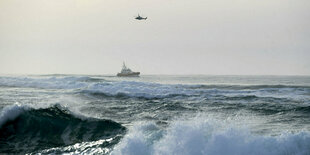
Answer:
0;75;309;154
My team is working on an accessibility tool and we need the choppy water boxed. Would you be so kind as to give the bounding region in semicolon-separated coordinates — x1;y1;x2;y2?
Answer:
0;75;309;154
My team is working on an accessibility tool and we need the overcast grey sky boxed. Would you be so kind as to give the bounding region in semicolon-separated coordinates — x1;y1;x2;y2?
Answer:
0;0;309;75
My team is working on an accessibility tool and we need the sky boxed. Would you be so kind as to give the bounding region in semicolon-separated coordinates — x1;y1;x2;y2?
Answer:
0;0;309;75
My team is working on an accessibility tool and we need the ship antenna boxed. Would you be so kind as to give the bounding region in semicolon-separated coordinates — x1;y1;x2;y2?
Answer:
123;61;126;69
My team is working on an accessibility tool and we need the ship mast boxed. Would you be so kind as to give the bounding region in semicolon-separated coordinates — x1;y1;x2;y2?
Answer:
122;62;127;70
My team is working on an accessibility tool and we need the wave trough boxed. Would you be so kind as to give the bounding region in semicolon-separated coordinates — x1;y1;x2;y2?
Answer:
1;75;310;154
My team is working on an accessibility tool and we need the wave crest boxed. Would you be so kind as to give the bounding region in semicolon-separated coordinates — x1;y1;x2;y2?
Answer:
0;104;126;153
84;81;194;99
112;118;310;155
0;76;105;89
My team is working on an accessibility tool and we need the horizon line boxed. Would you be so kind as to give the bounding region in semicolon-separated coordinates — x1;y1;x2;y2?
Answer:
1;73;310;77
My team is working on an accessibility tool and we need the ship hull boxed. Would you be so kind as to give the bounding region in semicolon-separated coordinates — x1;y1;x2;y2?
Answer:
117;72;140;77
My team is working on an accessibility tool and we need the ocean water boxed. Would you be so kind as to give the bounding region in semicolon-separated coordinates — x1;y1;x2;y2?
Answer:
0;75;310;154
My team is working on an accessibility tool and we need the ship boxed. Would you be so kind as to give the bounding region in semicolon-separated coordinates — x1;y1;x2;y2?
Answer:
117;62;140;77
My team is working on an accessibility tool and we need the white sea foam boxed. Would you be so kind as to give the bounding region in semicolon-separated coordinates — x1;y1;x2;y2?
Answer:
112;117;310;155
0;76;89;89
86;81;310;102
0;103;29;128
40;137;118;154
86;81;195;99
0;76;309;101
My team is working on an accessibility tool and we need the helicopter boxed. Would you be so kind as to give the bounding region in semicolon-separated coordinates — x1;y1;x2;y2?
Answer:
135;14;147;20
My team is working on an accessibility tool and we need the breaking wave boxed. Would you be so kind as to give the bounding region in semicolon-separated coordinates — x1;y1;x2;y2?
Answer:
112;118;310;155
83;81;310;102
0;104;126;153
0;76;309;101
0;76;105;89
83;81;195;99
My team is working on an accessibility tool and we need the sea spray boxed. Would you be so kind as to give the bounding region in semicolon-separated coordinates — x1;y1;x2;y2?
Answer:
112;117;310;155
0;103;28;128
0;75;309;154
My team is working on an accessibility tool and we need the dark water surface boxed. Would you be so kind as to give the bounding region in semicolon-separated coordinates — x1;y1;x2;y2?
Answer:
0;75;309;154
